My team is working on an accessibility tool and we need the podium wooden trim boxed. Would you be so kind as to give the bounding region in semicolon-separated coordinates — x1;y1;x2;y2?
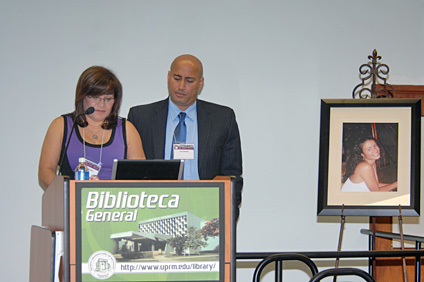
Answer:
32;175;235;282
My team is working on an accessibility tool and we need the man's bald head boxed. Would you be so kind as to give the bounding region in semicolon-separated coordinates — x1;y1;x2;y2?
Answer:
170;54;203;78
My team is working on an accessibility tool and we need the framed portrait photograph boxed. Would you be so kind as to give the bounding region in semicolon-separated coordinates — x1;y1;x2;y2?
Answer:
317;99;421;216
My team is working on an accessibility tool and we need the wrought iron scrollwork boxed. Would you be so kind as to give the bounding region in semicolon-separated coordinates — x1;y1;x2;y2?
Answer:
352;49;395;99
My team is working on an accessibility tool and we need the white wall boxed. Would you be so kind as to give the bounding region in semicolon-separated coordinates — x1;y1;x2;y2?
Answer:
1;0;423;281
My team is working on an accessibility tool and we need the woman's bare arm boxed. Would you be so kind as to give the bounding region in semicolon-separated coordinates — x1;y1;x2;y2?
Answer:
356;162;397;191
126;120;146;159
38;117;64;191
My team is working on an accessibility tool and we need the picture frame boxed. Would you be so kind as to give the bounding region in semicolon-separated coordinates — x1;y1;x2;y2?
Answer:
317;99;421;216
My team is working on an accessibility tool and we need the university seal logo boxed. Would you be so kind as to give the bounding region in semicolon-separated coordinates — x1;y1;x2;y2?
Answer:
88;250;116;279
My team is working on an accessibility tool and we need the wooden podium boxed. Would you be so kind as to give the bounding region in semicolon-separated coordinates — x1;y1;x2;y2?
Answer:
30;176;236;282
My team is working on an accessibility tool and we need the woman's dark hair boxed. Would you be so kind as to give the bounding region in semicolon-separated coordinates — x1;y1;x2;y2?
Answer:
342;136;379;182
73;66;122;129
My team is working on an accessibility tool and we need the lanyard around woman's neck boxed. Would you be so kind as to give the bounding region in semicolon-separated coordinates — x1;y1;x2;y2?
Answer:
82;127;105;166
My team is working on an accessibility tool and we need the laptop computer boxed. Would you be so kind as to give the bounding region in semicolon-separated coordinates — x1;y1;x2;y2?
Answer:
111;159;184;180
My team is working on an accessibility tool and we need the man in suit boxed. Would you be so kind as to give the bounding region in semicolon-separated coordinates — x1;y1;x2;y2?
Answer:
128;54;243;216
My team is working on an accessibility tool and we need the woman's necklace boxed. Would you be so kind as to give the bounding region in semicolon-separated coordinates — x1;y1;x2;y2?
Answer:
86;126;102;141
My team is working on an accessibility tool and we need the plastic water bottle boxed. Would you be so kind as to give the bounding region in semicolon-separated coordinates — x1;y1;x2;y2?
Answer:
75;157;89;180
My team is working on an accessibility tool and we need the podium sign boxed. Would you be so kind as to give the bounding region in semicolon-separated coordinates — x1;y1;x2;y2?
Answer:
69;180;231;282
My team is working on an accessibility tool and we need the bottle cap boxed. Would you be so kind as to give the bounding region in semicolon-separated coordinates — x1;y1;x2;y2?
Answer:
78;157;86;163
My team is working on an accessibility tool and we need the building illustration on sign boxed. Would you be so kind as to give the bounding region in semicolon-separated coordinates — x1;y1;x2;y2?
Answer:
110;211;219;261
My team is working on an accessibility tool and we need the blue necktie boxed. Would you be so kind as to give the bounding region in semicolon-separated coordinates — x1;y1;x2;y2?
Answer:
171;112;186;159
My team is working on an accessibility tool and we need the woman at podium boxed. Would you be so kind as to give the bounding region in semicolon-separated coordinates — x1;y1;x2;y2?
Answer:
38;66;145;190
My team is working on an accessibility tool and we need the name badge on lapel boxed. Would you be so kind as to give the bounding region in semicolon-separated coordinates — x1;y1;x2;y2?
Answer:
173;144;195;160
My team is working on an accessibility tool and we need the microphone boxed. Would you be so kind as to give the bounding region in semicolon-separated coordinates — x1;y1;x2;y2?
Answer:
84;107;95;115
56;107;95;175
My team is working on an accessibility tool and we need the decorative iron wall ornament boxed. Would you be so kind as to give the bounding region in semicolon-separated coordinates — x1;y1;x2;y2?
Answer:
352;49;396;99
